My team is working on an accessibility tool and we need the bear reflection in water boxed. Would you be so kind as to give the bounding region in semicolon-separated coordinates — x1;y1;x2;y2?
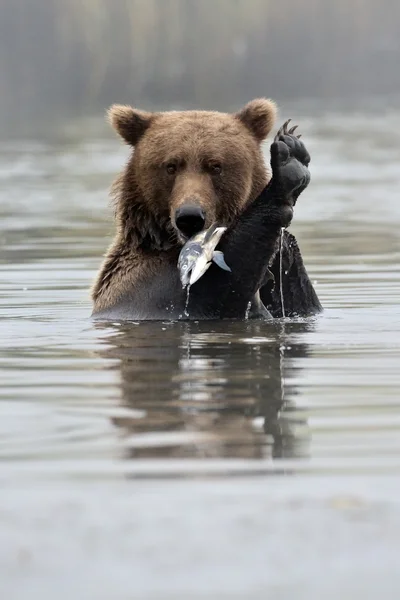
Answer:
96;319;314;462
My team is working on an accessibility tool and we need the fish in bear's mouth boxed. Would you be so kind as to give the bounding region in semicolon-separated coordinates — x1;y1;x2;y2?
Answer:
177;223;231;287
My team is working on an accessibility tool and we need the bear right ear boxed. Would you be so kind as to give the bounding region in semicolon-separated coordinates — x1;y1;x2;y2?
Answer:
108;104;153;146
235;98;277;142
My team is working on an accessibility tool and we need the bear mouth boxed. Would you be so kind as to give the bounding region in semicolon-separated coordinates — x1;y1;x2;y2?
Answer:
172;221;203;246
174;225;207;246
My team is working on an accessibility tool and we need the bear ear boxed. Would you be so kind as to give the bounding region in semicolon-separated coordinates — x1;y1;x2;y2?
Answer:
235;98;277;142
107;104;153;146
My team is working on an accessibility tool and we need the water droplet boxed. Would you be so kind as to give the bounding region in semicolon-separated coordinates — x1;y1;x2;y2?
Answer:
184;284;191;318
279;228;286;318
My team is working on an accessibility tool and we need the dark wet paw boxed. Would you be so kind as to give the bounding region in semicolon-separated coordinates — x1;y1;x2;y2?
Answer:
270;120;311;205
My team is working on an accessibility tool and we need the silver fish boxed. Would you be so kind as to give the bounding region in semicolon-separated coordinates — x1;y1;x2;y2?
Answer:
178;224;231;287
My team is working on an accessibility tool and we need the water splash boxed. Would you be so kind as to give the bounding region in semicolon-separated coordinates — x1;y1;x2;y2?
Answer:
245;301;252;320
279;227;286;319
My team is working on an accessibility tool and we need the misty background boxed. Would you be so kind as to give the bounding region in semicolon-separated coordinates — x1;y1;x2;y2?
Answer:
1;0;400;136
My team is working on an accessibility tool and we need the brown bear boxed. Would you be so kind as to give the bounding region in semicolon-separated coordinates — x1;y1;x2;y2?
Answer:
92;99;321;320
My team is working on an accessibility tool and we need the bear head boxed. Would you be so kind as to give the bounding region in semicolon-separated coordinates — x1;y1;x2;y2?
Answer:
108;99;277;250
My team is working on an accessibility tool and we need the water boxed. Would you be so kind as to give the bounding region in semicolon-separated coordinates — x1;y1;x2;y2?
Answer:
1;109;400;599
279;227;286;318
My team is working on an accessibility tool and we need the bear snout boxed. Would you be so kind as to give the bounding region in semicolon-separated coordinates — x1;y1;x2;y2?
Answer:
174;203;206;239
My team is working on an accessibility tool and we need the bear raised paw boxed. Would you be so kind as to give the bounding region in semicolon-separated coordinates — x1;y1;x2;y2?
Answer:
92;100;321;320
270;119;311;206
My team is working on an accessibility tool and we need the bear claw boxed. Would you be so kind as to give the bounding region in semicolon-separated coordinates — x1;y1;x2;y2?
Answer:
275;119;303;142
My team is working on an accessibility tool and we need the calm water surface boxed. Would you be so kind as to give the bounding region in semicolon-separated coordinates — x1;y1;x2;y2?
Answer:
1;110;400;599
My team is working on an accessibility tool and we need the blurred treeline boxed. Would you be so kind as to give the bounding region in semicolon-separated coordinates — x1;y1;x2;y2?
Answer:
1;0;400;132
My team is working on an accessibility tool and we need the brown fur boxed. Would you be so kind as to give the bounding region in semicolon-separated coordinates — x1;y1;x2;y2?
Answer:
92;99;277;312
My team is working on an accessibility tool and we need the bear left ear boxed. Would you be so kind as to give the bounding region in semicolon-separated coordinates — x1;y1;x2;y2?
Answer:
108;104;153;146
235;98;277;142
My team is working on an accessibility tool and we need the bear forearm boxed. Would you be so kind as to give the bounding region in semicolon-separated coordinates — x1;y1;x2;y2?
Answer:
261;231;322;317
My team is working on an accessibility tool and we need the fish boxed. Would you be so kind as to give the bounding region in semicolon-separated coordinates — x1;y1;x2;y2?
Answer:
178;223;231;287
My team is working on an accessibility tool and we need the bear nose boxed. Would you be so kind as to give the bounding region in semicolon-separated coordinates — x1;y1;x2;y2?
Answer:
175;204;206;238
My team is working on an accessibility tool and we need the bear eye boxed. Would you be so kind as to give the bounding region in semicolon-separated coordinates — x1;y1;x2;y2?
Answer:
166;162;178;175
208;162;222;175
